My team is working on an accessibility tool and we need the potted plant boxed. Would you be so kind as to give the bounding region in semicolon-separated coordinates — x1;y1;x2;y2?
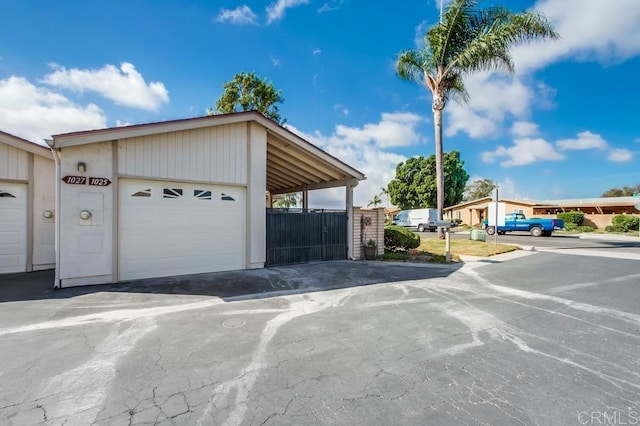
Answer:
364;238;377;260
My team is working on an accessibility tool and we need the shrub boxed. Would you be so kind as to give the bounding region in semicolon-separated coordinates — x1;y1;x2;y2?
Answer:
384;225;420;252
557;211;585;226
611;215;640;232
451;218;463;227
575;226;596;233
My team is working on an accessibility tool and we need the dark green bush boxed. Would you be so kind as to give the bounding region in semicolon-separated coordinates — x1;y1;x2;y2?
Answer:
384;225;420;251
557;211;585;226
575;226;596;233
611;215;640;232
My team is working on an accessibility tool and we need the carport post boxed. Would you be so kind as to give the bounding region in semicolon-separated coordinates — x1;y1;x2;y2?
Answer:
346;179;358;260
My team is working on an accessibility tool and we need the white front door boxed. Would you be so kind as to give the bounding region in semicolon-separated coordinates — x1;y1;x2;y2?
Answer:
119;179;246;281
0;183;27;273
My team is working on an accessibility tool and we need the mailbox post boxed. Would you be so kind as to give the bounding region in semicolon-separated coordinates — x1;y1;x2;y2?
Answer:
437;220;452;263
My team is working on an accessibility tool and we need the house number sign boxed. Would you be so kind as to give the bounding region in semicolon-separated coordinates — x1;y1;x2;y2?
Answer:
88;177;112;186
62;176;87;185
62;176;112;186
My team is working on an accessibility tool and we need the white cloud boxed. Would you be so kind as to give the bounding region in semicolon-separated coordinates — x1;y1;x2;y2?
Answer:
498;177;519;199
317;0;344;13
510;121;539;137
270;56;281;67
215;5;258;25
446;103;498;139
445;73;536;139
266;0;309;24
333;104;349;116
313;49;322;56
413;20;429;49
0;76;106;143
286;112;428;208
42;63;169;111
608;148;633;163
556;130;608;151
513;0;640;73
334;112;426;149
482;137;563;167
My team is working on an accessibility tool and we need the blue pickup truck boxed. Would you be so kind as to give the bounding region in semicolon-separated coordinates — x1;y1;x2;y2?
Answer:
484;213;564;237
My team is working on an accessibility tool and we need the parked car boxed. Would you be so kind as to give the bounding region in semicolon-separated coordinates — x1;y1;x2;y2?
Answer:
392;208;438;232
484;213;564;237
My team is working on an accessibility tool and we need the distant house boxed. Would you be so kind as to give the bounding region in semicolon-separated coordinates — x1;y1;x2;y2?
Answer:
445;196;640;229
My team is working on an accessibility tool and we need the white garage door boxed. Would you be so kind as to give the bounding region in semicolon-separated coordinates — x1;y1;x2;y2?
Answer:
119;179;246;281
0;182;27;274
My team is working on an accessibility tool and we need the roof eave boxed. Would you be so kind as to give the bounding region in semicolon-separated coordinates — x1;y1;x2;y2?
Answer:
0;130;53;159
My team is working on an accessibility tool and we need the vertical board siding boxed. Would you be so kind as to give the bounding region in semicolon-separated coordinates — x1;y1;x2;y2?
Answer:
0;144;29;181
118;124;247;184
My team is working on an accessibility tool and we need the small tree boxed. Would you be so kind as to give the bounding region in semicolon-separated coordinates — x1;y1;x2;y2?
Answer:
387;150;469;210
557;211;585;227
601;184;640;197
273;193;299;208
464;178;496;201
211;72;285;124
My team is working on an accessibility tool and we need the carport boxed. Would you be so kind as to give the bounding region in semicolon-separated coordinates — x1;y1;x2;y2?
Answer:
48;112;365;288
264;127;365;266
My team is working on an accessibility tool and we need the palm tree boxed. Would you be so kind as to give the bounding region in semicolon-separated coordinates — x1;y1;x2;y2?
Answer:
380;186;390;207
368;194;382;208
395;0;558;226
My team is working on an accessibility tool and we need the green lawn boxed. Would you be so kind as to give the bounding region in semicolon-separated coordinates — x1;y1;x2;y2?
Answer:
381;236;518;263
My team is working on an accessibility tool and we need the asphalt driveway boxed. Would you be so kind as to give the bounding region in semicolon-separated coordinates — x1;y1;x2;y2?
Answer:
0;252;638;425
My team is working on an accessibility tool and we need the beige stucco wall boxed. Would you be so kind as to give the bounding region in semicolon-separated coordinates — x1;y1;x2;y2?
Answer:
533;213;640;229
448;201;534;226
353;207;385;259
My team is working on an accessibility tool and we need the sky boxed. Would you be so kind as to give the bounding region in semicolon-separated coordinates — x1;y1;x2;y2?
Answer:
1;0;639;209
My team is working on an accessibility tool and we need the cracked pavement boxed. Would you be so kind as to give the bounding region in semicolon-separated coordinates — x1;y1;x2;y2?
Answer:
0;249;638;425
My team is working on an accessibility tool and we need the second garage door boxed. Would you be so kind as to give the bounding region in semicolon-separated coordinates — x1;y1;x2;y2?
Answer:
0;182;27;274
119;179;246;281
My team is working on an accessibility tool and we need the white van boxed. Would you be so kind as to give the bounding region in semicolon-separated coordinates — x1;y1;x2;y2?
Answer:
392;208;438;232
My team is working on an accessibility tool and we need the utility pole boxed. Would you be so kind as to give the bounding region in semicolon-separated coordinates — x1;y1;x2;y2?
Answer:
494;184;499;246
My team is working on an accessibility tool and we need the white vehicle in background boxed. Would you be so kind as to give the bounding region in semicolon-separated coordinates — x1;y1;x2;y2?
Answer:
392;208;438;232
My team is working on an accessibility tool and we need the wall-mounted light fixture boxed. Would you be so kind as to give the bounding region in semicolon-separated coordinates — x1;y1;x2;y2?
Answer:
77;162;87;173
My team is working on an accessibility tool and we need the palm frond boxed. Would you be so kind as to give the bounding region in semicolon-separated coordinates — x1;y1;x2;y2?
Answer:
448;10;558;75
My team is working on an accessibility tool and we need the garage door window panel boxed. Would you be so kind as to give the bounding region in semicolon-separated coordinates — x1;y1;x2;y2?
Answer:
132;189;152;198
194;190;212;200
163;188;183;199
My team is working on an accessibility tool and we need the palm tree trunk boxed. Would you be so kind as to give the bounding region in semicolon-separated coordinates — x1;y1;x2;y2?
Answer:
433;107;444;234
